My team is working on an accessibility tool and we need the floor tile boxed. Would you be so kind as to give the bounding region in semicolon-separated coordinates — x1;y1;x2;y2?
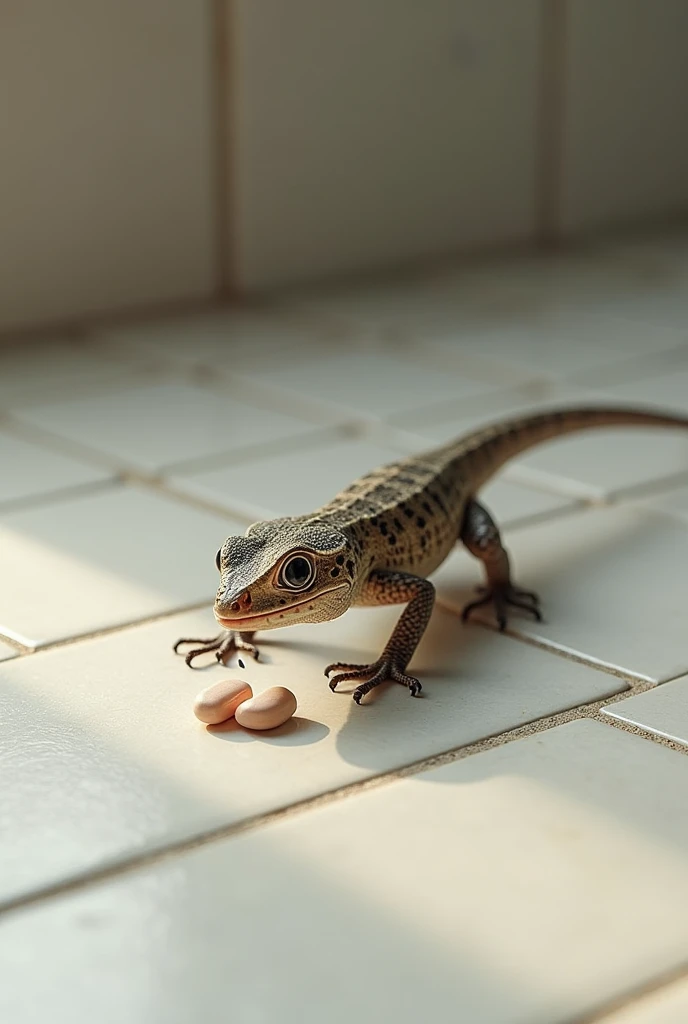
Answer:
286;263;686;382
0;639;18;661
415;309;686;383
285;270;550;356
13;382;325;473
598;977;688;1024
571;339;688;390
4;722;688;1024
0;428;114;509
513;367;688;498
171;433;577;528
285;246;636;333
0;485;234;647
595;365;688;415
387;376;591;428
433;503;688;683
0;338;163;409
102;306;345;370
237;348;510;422
603;676;688;748
640;483;688;522
403;380;688;501
506;426;688;502
587;276;688;334
0;604;623;903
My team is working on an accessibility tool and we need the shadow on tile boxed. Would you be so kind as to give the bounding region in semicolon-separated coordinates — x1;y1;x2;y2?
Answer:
0;485;233;646
325;605;623;774
5;722;688;1024
207;716;330;746
0;598;627;908
434;504;688;684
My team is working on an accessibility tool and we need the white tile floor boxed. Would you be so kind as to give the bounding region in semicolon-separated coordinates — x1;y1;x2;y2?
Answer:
3;231;688;1023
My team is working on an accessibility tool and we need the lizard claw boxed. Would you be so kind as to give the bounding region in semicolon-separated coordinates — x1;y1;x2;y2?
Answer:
325;659;422;703
461;584;542;632
174;630;259;669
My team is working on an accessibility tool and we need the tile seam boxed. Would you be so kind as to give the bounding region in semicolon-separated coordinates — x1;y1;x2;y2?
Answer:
564;958;688;1023
0;663;681;921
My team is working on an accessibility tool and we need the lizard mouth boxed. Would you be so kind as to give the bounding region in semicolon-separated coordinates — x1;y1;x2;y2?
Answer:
215;583;350;630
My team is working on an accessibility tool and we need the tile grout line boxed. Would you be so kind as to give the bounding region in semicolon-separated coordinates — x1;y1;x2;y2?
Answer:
433;606;657;687
0;477;119;518
535;0;568;245
1;670;685;923
0;598;214;656
210;0;234;299
565;959;688;1024
0;559;661;688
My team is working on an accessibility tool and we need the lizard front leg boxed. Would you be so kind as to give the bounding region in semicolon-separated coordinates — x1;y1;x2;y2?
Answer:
173;630;259;669
325;571;435;704
459;499;542;630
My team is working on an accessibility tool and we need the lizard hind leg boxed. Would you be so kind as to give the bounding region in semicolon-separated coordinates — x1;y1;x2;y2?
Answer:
459;499;542;631
173;630;259;669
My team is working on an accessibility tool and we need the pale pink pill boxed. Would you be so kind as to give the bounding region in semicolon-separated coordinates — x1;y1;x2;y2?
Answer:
193;679;253;725
234;686;297;731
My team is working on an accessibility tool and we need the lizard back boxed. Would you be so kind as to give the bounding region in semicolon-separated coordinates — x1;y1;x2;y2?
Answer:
312;404;688;585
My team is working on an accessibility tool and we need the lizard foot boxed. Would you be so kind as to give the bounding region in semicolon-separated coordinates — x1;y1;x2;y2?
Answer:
461;584;542;632
324;659;422;704
173;630;259;669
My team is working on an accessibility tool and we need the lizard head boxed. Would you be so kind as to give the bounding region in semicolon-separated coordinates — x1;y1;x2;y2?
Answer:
213;518;357;632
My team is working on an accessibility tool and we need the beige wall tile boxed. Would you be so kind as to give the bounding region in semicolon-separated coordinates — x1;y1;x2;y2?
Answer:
0;1;217;331
231;0;542;288
561;1;688;232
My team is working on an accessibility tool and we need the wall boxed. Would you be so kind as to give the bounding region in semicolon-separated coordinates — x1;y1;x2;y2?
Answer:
0;1;217;332
230;0;543;290
1;1;687;332
560;0;688;233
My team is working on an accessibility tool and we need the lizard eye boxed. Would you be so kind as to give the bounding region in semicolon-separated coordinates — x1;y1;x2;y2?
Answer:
215;548;222;572
279;553;315;591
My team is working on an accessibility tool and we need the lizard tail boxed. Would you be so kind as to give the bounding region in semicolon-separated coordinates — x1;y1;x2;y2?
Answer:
445;406;688;490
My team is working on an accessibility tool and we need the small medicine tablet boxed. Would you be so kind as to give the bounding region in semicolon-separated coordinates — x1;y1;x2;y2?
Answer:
234;686;297;731
193;678;253;725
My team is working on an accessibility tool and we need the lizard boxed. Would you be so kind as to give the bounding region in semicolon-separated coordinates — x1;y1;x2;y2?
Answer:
174;405;688;704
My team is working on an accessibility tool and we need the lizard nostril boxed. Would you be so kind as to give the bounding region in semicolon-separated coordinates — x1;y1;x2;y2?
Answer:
230;591;252;613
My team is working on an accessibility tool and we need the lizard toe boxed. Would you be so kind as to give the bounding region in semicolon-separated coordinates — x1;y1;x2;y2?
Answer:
391;667;422;696
461;584;542;631
176;630;261;669
324;661;369;678
328;667;372;692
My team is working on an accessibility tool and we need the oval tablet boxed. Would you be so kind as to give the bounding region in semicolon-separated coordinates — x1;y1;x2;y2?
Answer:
234;686;297;731
193;678;253;725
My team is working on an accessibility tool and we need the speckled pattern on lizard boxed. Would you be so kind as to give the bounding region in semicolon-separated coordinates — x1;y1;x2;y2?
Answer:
174;406;688;704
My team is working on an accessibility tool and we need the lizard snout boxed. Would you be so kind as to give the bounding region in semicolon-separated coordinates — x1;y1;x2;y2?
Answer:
228;590;252;614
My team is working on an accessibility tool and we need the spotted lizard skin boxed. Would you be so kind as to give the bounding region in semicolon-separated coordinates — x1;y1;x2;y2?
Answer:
175;405;688;704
